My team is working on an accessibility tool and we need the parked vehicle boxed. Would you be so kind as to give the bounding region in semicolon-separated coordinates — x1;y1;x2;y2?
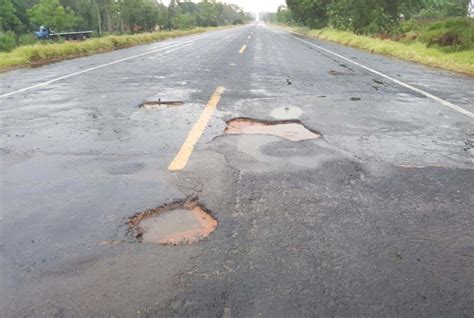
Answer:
35;26;92;41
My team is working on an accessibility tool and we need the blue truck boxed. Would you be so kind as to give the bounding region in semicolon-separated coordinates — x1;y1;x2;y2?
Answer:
35;26;93;41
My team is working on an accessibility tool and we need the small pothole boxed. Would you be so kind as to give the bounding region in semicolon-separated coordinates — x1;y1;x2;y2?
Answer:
127;197;217;245
225;118;320;141
140;100;184;109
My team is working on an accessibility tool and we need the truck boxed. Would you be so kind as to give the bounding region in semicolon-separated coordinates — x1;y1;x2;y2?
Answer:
35;26;93;41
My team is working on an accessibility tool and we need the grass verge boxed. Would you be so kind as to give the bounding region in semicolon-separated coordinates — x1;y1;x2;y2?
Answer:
274;25;474;76
0;27;219;72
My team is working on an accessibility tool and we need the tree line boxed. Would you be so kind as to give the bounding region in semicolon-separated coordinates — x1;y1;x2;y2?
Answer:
263;0;471;33
0;0;251;49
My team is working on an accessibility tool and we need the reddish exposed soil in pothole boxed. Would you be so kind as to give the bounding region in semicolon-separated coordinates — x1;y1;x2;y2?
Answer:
225;118;320;141
127;197;217;245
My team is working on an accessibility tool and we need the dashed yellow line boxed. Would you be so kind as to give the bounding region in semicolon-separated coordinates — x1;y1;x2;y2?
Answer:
239;45;247;54
168;87;225;171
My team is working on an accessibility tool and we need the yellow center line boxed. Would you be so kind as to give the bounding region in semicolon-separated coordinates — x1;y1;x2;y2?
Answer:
239;44;247;54
168;86;225;171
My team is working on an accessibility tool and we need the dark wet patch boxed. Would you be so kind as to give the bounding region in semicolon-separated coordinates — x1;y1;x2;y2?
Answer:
339;63;355;71
373;79;384;85
140;100;184;109
108;162;144;175
225;118;320;141
350;97;362;101
127;197;217;245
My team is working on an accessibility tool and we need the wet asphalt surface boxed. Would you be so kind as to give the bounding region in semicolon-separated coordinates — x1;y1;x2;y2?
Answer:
1;23;473;317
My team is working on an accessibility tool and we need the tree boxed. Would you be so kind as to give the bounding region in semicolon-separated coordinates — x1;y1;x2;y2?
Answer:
0;0;26;45
286;0;331;28
0;0;22;32
27;0;77;31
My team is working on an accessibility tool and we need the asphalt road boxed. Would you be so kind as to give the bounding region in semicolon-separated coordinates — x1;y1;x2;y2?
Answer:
1;23;473;317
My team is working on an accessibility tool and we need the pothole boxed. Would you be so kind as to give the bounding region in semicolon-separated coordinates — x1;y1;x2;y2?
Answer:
140;100;184;109
225;118;320;141
127;197;217;245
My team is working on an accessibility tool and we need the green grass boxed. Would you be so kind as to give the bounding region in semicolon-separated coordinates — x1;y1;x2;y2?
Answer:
275;25;474;76
0;28;217;71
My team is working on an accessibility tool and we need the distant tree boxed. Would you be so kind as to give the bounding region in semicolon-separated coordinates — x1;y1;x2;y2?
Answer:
27;0;77;31
415;0;471;18
197;0;218;27
276;5;293;24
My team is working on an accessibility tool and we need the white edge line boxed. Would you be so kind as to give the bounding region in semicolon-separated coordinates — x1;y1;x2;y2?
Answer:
0;30;229;99
271;27;474;119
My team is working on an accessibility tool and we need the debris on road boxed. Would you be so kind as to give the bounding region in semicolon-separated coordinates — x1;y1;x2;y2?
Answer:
329;69;354;76
225;118;320;141
141;99;184;109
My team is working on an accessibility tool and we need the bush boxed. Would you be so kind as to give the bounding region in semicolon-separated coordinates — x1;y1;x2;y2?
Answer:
19;34;37;46
419;18;473;48
0;31;17;52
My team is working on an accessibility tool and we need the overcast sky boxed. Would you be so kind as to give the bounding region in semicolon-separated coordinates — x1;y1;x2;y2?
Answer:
160;0;286;13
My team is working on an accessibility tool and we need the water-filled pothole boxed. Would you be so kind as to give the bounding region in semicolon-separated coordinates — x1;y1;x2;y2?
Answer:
225;118;320;141
127;197;217;245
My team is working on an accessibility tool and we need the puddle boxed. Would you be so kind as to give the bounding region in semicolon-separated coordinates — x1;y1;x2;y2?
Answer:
350;97;361;101
141;100;184;109
128;198;217;245
271;106;303;120
225;118;320;141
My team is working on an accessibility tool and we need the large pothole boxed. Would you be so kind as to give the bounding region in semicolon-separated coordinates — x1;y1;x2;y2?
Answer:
225;118;320;141
127;197;217;245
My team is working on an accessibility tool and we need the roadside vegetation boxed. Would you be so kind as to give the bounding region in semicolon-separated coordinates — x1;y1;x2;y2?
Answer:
262;0;474;75
0;0;252;71
0;28;213;70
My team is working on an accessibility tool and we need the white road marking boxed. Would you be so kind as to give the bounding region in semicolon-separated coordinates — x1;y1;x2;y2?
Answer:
0;30;233;99
272;27;474;119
